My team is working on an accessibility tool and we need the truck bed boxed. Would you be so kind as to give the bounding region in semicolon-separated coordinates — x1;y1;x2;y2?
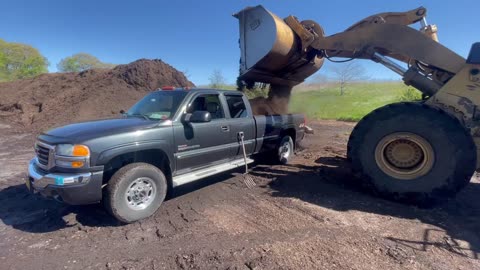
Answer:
253;113;305;154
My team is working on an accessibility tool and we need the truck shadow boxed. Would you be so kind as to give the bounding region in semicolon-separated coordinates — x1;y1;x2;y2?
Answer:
0;171;239;233
0;182;120;232
250;156;480;260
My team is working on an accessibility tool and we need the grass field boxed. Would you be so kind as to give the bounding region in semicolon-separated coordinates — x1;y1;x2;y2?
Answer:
290;82;414;121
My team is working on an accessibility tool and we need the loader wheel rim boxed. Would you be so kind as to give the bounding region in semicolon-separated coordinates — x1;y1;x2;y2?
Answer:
375;132;435;180
125;177;157;210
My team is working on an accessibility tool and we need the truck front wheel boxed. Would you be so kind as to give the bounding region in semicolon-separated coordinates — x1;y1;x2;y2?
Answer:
104;163;167;223
347;102;476;205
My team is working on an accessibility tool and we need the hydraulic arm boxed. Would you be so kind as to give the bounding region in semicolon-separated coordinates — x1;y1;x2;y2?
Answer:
234;6;464;96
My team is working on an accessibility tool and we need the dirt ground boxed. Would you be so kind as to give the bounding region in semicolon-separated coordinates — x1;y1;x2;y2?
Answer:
1;120;479;270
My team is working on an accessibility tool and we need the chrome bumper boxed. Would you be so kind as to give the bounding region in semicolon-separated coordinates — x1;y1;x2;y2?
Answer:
28;159;92;190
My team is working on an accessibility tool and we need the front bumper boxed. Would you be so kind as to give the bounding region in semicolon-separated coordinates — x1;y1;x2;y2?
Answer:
27;159;103;205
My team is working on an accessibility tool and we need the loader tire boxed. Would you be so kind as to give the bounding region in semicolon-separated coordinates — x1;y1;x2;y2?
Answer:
347;102;476;205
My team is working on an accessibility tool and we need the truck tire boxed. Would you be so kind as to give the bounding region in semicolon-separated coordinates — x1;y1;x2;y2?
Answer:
277;135;294;164
104;162;167;223
347;102;476;205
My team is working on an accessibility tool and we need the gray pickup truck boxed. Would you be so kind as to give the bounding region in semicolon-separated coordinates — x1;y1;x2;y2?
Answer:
27;88;305;222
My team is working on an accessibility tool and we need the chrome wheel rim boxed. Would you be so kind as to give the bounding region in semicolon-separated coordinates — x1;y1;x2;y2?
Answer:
279;140;291;159
125;177;156;210
374;132;435;180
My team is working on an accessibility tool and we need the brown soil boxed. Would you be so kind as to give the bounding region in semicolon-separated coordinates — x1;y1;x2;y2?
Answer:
0;59;194;132
1;120;479;270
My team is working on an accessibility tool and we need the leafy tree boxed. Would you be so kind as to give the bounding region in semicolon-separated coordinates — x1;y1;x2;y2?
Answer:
0;39;49;81
57;53;115;72
209;69;226;89
0;41;7;81
236;71;268;98
242;83;269;99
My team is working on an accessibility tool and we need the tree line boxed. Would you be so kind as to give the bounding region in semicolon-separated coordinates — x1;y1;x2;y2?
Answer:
0;38;115;82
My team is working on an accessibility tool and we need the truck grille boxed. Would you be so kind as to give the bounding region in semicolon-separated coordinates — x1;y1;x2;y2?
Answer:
35;143;51;168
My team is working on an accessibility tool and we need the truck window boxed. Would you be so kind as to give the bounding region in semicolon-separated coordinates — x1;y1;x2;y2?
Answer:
187;94;225;120
225;95;247;118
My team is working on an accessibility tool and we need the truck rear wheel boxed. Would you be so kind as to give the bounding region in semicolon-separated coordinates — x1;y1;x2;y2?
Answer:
277;135;294;164
104;162;167;223
347;102;476;205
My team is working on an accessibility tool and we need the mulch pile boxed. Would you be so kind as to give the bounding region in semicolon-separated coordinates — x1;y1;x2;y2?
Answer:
0;59;194;132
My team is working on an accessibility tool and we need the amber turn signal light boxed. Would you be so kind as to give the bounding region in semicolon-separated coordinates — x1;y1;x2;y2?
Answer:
73;145;90;157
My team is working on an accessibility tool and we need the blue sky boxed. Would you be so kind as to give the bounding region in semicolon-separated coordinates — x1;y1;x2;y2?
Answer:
2;0;478;85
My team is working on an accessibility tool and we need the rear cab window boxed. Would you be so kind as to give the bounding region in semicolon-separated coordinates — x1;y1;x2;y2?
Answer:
225;95;248;118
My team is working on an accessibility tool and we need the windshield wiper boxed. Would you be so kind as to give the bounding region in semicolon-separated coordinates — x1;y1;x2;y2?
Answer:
127;113;150;120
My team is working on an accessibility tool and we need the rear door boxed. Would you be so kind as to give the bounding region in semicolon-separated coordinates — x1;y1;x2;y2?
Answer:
223;94;256;158
173;93;232;175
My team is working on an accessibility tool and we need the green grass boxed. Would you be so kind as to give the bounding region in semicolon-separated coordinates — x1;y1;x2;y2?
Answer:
290;82;414;121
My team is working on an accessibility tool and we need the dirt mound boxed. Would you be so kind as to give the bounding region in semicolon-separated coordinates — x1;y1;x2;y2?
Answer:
0;59;194;132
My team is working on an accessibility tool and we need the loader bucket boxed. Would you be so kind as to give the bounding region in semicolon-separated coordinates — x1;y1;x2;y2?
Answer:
234;5;324;86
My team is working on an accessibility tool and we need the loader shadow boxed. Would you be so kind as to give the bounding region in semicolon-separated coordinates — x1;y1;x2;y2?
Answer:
0;170;241;233
250;156;480;260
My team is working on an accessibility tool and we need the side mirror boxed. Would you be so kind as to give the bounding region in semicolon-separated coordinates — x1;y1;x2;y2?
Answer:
184;111;212;123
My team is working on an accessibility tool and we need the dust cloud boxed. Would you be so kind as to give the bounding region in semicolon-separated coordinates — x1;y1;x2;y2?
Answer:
248;84;293;115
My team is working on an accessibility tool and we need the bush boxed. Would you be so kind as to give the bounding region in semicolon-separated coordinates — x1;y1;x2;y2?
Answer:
397;87;422;102
243;87;268;99
57;53;115;72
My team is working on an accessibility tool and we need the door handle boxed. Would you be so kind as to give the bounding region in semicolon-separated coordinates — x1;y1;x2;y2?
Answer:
221;126;229;132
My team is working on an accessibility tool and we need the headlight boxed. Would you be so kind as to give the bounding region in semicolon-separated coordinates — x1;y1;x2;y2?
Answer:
55;144;90;157
55;144;90;168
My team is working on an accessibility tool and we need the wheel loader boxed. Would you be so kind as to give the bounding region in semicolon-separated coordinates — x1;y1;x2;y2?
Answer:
234;6;480;204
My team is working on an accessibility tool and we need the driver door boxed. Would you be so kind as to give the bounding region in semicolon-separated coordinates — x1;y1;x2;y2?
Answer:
173;93;232;175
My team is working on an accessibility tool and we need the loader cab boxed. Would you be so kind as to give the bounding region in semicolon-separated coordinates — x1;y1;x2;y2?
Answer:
467;42;480;64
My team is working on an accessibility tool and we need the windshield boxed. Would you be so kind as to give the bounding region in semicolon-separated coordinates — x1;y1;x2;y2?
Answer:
126;91;187;120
